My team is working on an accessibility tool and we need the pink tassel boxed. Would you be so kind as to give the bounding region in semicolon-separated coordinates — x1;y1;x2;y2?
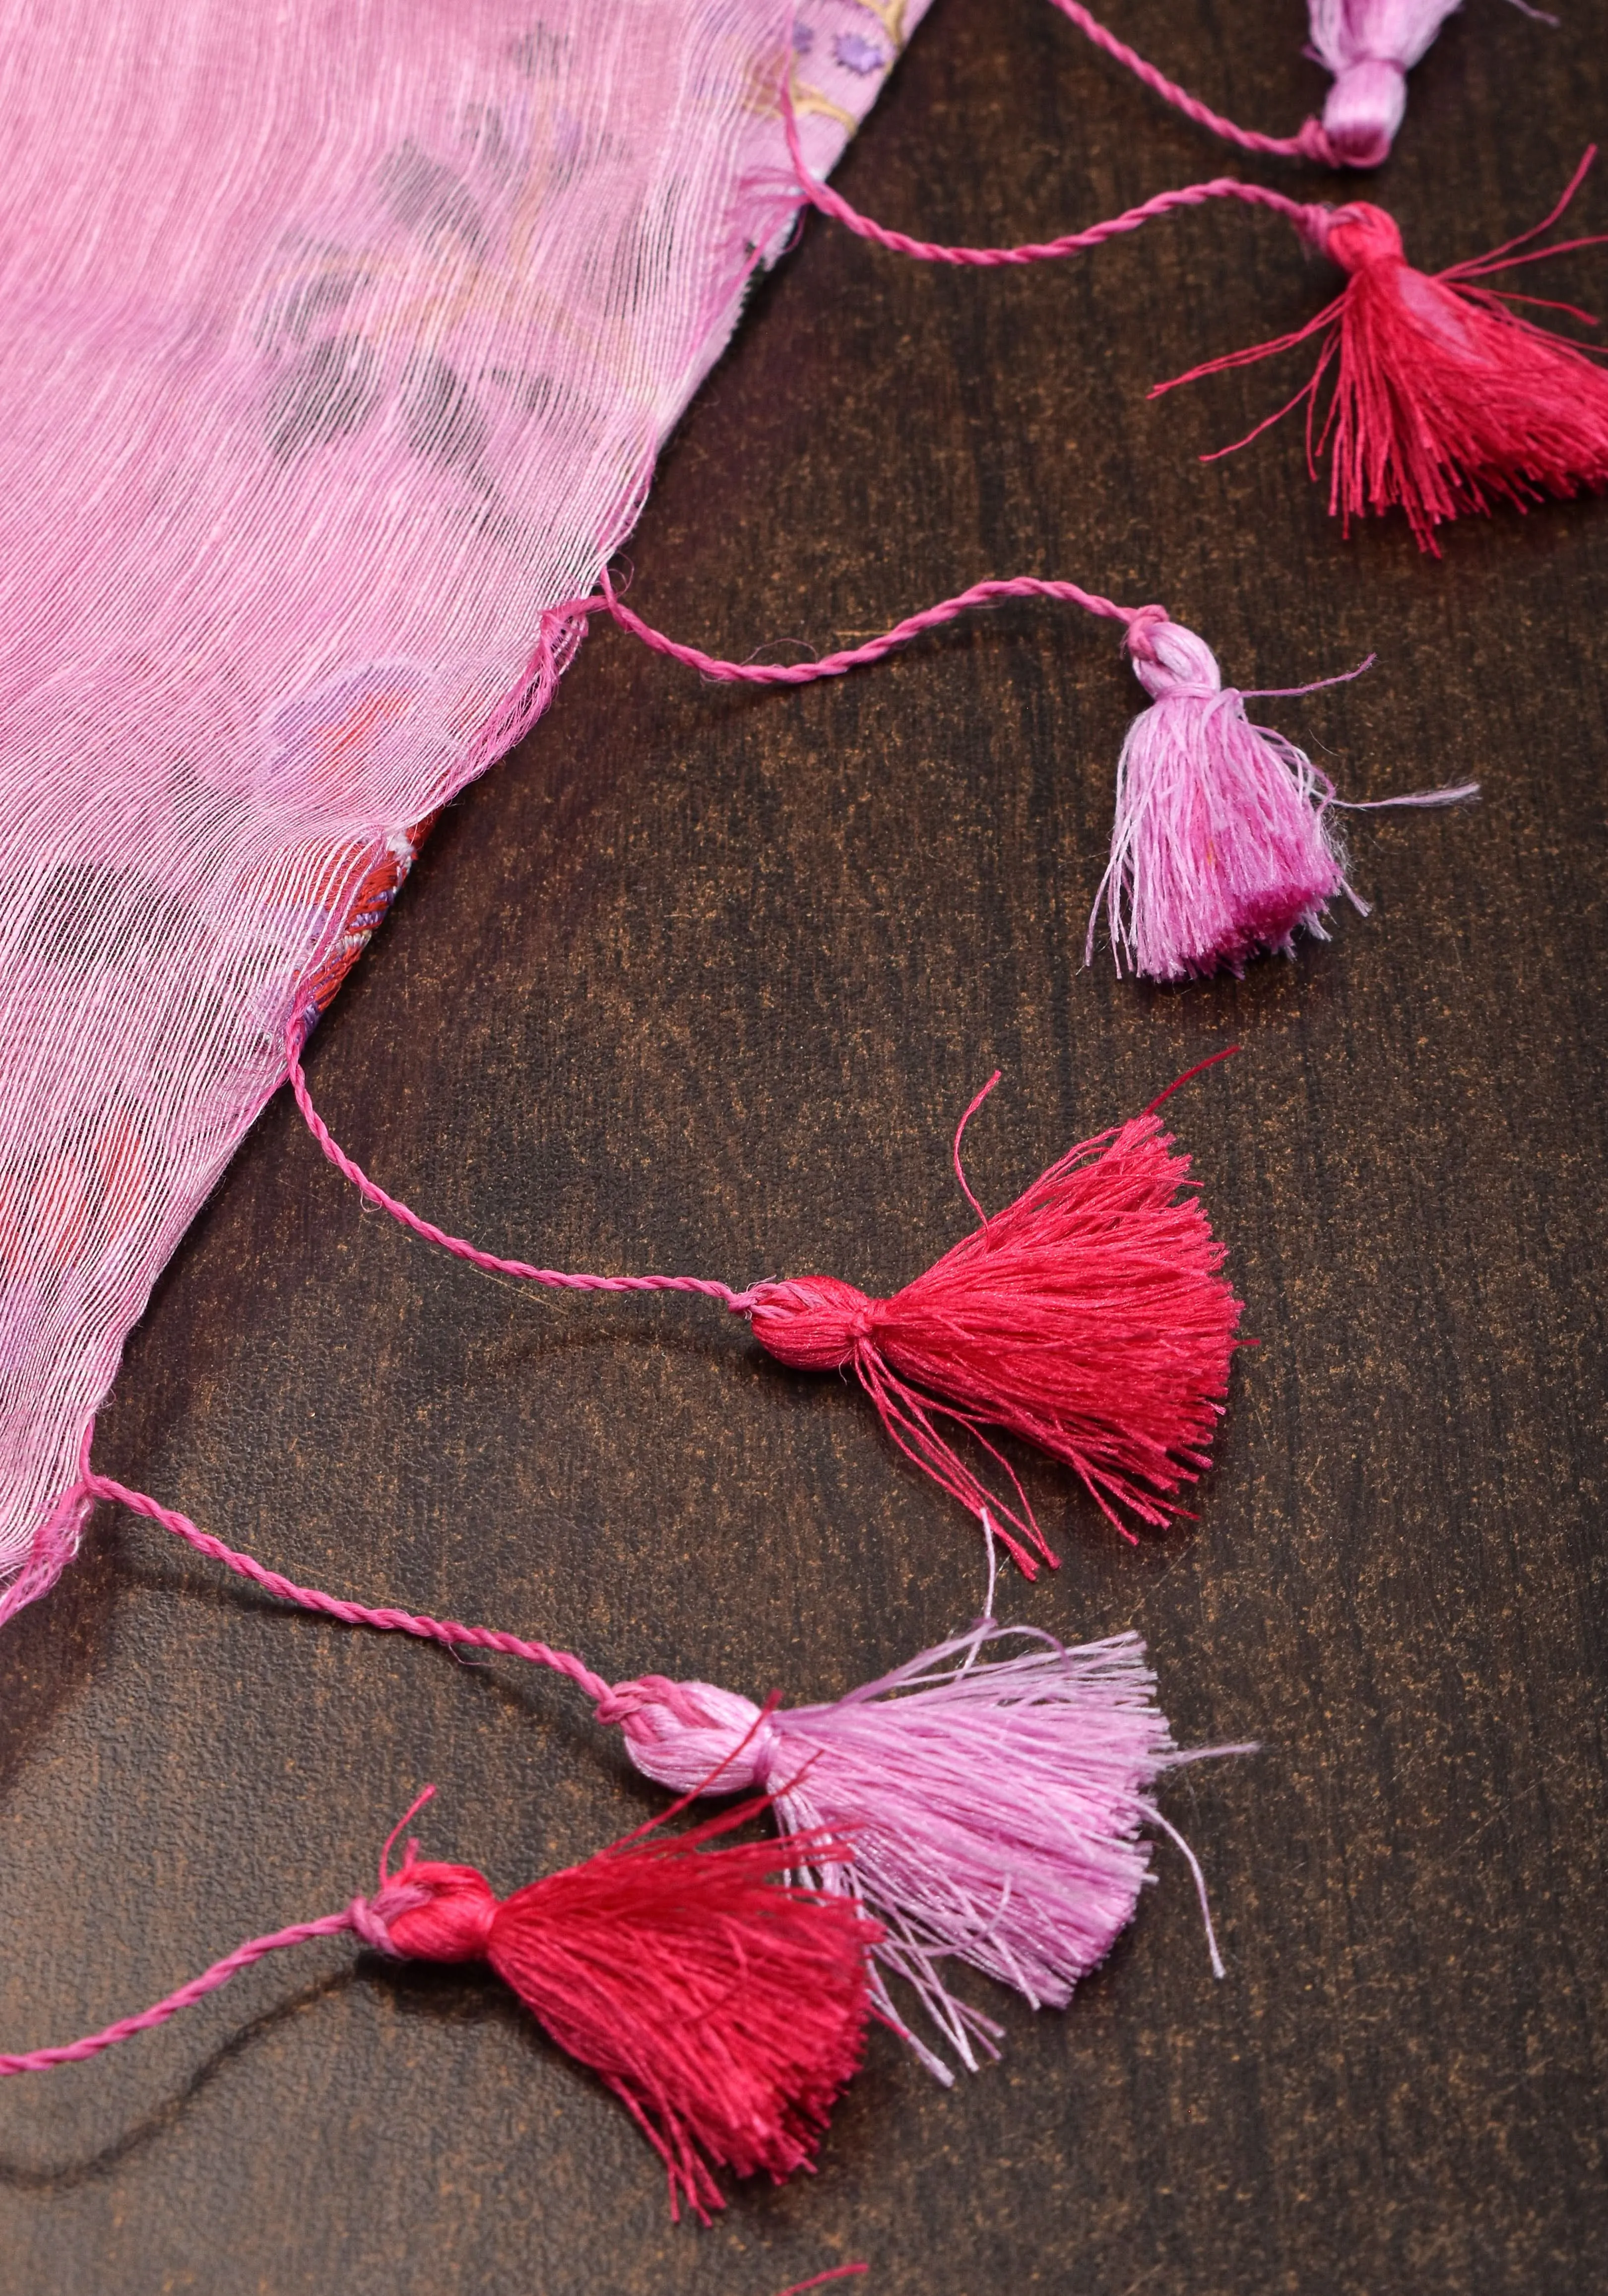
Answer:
1087;618;1355;982
1086;620;1479;980
738;1079;1242;1569
384;1798;876;2224
289;1027;1244;1568
605;1617;1237;2079
780;72;1605;558
558;573;1460;994
1155;156;1608;553
1307;1;1466;168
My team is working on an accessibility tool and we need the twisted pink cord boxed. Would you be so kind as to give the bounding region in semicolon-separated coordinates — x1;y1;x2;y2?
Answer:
600;568;1146;678
781;70;1327;267
287;571;1163;1290
1046;0;1337;166
284;1023;750;1310
78;1470;616;1706
0;1909;366;2075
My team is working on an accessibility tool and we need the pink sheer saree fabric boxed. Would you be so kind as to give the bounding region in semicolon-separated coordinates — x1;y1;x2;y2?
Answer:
0;0;931;1622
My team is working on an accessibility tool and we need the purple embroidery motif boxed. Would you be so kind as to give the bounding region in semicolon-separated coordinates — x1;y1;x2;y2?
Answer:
833;32;887;75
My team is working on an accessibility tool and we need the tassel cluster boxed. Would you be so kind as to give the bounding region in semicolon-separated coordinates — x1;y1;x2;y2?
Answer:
604;1619;1203;2079
23;1474;1248;2155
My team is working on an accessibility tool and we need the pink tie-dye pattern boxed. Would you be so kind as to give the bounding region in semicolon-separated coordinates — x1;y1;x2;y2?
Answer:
0;0;933;1622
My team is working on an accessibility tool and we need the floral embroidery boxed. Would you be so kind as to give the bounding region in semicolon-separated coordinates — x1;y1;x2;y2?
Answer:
833;32;887;75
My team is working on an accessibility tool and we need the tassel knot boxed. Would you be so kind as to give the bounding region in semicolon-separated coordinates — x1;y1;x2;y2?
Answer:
1321;59;1408;169
1322;202;1409;275
1126;616;1224;701
379;1859;500;1963
746;1275;880;1372
346;1878;430;1955
607;1677;779;1795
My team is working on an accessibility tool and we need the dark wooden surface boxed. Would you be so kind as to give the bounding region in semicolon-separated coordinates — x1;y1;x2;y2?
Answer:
3;5;1606;2290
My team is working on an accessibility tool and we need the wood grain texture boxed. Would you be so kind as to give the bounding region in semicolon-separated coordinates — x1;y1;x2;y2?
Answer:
3;4;1605;2291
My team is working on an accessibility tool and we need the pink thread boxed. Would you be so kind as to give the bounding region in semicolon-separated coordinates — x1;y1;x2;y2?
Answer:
781;66;1328;267
950;1071;1001;1229
0;1882;430;2075
79;1470;614;1705
285;1022;748;1310
280;575;1180;1312
534;566;1153;694
1331;784;1480;810
1143;1047;1240;1117
1046;0;1336;166
1018;2;1536;173
1050;0;1537;172
597;566;1148;675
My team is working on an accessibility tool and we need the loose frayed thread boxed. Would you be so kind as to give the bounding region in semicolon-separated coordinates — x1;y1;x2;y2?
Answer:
0;1424;100;1632
56;1469;1249;2078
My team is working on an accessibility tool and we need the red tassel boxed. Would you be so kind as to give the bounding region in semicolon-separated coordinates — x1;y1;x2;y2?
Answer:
744;1073;1242;1574
1154;156;1608;553
1;1788;877;2226
384;1799;877;2223
287;1028;1242;1571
